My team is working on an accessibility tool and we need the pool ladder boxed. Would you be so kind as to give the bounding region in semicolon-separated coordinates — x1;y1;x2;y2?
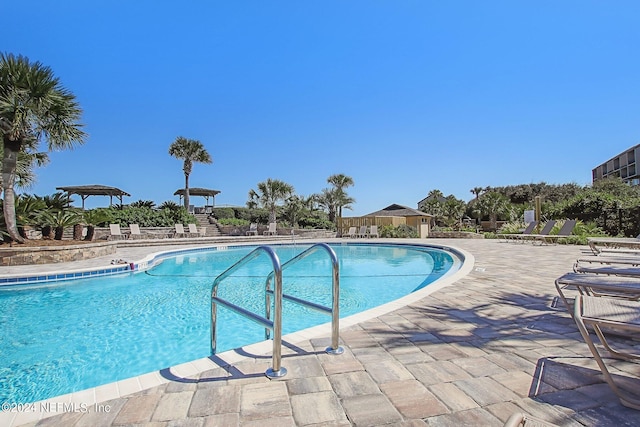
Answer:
211;243;344;379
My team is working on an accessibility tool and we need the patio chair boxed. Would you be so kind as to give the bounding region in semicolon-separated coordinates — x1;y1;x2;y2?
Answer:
572;294;640;410
263;222;277;236
369;225;379;238
497;221;538;243
345;226;357;238
516;220;556;244
554;272;640;315
188;223;204;237
108;224;127;240
357;225;368;238
535;219;577;245
588;237;640;256
174;224;188;238
129;224;144;239
246;223;258;236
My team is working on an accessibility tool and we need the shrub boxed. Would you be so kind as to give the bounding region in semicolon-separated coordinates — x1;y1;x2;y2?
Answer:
210;208;235;220
217;218;250;226
379;224;418;238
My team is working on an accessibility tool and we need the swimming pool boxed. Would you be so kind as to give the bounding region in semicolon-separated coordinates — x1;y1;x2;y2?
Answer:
0;242;460;405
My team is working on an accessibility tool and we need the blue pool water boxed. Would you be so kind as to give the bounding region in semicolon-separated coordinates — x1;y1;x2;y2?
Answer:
0;243;456;404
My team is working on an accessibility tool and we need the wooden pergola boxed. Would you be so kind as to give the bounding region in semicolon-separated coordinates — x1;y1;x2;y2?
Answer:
174;187;220;212
56;185;131;209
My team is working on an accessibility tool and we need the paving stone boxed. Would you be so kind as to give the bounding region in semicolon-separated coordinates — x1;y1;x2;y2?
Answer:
290;391;348;425
424;407;502;427
112;394;163;425
407;360;473;385
202;413;239;427
454;376;520;406
151;391;194;422
189;385;240;417
361;357;415;383
72;398;127;427
341;394;403;427
239;382;291;421
286;376;333;395
329;371;380;397
428;382;479;412
380;380;449;418
451;356;507;378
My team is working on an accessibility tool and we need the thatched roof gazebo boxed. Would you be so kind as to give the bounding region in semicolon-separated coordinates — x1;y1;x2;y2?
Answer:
56;185;131;209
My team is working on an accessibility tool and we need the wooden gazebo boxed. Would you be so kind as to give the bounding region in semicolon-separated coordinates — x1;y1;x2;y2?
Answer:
173;187;220;213
56;185;131;209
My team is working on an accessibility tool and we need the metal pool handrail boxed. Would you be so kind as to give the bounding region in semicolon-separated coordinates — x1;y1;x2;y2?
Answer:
265;242;344;355
211;245;287;379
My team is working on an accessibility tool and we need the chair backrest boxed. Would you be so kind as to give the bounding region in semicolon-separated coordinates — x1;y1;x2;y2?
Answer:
370;225;378;234
188;205;195;213
358;225;368;234
175;224;185;234
109;224;122;236
537;220;557;235
188;224;198;234
249;223;257;231
129;224;141;235
557;219;577;236
268;222;276;232
522;221;538;234
347;226;356;235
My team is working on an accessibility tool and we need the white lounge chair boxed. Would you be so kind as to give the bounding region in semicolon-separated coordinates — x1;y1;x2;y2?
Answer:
263;222;277;236
187;223;204;237
345;226;357;238
174;224;188;238
109;224;127;240
368;225;379;238
246;223;258;236
129;224;143;239
357;226;368;238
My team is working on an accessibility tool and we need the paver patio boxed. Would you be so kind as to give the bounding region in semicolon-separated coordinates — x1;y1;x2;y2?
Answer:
4;238;640;426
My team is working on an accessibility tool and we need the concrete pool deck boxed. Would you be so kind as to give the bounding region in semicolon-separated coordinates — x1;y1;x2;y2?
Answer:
3;238;640;426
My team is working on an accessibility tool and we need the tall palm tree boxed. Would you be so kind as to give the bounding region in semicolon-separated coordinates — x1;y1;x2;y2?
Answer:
474;191;510;231
316;188;338;223
470;187;484;201
327;173;355;219
168;136;212;210
248;178;294;224
0;53;86;242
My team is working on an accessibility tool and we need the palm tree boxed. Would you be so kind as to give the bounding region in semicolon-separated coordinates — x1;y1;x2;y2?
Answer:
0;53;86;242
168;136;212;210
247;178;294;224
470;187;484;201
474;191;510;231
316;188;338;223
327;173;355;219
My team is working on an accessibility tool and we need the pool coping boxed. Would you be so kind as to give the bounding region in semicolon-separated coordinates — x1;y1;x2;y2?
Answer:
0;240;474;427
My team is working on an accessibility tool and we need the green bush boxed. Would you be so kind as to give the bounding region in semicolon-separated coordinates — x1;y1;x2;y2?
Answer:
380;224;418;238
107;206;196;227
217;218;250;226
210;207;235;220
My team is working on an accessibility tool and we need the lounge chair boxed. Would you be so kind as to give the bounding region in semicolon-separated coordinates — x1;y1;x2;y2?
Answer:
572;294;640;410
108;224;127;240
246;223;258;236
588;237;640;256
516;220;556;244
535;219;577;245
345;226;357;238
188;223;204;237
263;222;277;236
129;224;144;239
498;221;538;243
357;225;368;238
575;256;640;268
174;224;188;238
368;225;379;238
554;272;640;314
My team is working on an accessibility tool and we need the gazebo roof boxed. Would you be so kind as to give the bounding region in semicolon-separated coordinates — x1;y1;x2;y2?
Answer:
173;188;221;197
56;185;131;197
56;185;131;209
365;204;433;217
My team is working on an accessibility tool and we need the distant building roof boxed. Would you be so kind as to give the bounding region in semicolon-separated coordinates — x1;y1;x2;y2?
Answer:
173;188;221;197
365;204;433;217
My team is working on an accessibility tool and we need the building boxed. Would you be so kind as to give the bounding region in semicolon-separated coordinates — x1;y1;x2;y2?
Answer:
592;144;640;185
337;204;433;237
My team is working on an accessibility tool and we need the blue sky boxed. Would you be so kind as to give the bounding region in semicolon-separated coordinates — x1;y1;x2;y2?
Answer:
3;1;640;216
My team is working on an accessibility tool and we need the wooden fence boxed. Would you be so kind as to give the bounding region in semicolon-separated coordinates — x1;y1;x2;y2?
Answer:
336;216;406;237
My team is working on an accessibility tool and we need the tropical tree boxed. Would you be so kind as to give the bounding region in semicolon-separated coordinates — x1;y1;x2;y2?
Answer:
315;188;338;223
327;173;355;219
473;191;510;231
0;53;86;242
247;178;294;224
470;187;484;201
168;136;212;210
